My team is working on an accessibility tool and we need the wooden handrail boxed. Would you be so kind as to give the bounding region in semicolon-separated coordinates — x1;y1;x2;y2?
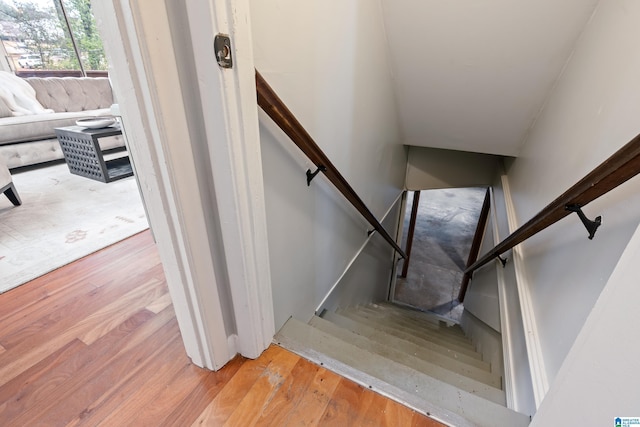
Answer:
466;133;640;274
458;188;490;302
255;70;407;259
400;191;421;277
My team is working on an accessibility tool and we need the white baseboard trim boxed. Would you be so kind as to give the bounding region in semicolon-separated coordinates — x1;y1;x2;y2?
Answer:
501;175;549;408
315;192;404;313
489;186;516;410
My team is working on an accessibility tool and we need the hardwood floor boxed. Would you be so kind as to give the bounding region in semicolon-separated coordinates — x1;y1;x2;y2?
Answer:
0;230;443;426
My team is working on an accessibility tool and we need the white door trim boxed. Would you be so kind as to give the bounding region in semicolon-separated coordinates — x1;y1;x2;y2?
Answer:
183;0;275;358
93;0;273;368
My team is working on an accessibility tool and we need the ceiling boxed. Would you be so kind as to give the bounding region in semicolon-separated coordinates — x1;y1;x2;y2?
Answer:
380;0;600;156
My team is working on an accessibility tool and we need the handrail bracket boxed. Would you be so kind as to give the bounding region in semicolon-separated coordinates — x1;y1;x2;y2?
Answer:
306;165;327;186
497;255;508;267
565;204;602;240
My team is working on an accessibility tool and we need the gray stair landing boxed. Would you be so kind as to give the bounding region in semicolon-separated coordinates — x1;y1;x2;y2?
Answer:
274;303;530;427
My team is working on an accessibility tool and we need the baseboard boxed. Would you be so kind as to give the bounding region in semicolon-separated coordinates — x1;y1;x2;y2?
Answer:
501;175;549;408
488;186;516;410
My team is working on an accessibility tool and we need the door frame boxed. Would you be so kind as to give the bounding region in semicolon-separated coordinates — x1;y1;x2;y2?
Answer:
93;0;273;369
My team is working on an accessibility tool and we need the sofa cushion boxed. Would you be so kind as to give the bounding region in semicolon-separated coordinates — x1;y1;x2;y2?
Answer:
0;96;11;118
0;157;11;186
0;138;64;169
26;77;113;112
0;108;112;145
0;134;125;169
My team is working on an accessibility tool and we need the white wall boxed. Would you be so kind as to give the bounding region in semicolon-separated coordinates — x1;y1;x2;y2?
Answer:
530;222;640;426
318;202;401;314
250;0;406;329
506;0;640;386
463;210;501;333
380;0;598;156
405;146;501;191
460;311;503;381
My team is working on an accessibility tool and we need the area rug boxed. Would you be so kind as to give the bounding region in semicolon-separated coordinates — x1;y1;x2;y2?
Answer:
0;159;149;293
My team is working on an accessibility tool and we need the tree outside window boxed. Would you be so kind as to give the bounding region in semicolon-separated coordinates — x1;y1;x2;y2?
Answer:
0;0;107;75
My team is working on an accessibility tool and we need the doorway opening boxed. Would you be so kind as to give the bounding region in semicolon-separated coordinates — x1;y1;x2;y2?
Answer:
393;187;488;322
0;1;148;292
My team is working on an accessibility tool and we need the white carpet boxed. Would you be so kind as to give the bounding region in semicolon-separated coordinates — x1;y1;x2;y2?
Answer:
0;158;149;293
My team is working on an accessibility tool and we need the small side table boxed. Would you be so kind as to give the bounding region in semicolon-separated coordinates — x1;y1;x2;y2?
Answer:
55;124;133;183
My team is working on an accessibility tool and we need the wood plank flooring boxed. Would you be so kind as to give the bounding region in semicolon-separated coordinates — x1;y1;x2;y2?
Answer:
0;230;444;426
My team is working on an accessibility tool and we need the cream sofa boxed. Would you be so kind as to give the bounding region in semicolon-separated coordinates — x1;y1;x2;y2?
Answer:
0;158;20;206
0;76;125;169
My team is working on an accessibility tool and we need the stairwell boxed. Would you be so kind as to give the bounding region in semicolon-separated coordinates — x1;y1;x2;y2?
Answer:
275;302;530;427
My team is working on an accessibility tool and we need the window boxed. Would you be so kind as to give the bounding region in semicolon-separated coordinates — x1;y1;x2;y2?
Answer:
0;0;107;76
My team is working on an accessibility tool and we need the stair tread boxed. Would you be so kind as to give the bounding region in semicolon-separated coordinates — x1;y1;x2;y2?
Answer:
321;310;492;373
374;303;467;336
339;310;480;359
310;316;502;389
275;318;530;427
354;306;472;345
341;309;478;356
379;302;463;328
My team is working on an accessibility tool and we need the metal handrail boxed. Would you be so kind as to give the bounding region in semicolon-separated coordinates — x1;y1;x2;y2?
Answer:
255;70;407;259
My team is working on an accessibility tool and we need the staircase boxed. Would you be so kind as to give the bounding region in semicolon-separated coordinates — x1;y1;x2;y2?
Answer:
274;302;530;427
